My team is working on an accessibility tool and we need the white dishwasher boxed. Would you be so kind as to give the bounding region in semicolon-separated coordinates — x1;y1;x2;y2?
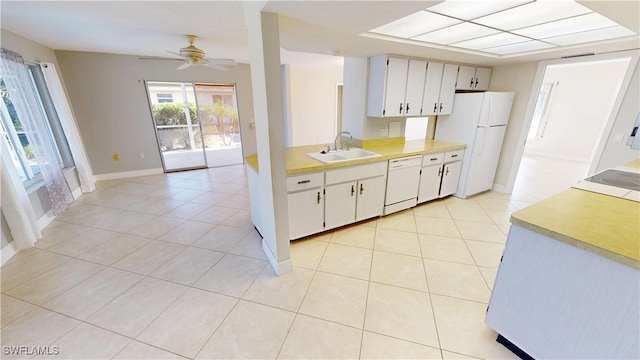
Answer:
384;155;422;215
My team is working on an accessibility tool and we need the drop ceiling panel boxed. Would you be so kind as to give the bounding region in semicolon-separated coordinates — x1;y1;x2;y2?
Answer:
412;22;500;44
427;0;533;21
370;11;461;38
473;1;593;30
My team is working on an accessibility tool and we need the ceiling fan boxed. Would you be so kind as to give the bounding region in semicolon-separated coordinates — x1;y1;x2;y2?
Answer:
140;35;236;71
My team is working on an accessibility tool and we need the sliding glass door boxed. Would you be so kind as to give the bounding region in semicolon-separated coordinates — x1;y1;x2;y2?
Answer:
146;81;243;172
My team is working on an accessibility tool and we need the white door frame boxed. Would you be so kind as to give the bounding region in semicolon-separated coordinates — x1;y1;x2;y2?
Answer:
503;50;639;194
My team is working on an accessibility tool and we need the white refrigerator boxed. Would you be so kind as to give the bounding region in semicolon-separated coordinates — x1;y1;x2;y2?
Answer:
434;91;515;198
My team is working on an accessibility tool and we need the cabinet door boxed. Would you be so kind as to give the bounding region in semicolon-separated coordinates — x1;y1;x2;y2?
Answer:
456;65;476;90
404;59;427;117
383;57;409;117
288;189;324;240
421;62;444;116
474;67;492;90
325;181;357;230
356;176;386;221
440;161;462;197
437;64;459;115
418;164;443;203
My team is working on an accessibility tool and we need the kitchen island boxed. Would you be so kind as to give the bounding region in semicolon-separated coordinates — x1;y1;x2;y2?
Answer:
486;164;640;359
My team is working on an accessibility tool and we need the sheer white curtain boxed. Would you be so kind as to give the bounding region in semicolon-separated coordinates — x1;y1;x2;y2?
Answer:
40;62;96;193
1;134;41;248
1;48;74;216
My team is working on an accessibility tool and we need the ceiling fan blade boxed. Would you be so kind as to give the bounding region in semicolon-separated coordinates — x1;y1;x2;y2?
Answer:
177;62;192;70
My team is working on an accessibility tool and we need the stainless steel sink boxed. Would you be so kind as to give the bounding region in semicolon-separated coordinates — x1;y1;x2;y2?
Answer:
306;148;382;164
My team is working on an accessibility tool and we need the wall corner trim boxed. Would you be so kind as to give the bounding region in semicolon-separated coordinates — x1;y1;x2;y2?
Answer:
262;239;293;275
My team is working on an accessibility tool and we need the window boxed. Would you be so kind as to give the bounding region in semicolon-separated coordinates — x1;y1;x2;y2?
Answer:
528;82;557;140
0;64;72;186
156;93;173;103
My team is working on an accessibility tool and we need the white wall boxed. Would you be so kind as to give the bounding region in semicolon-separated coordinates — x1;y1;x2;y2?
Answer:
596;60;640;171
525;59;631;162
487;62;539;189
54;50;256;176
287;66;343;146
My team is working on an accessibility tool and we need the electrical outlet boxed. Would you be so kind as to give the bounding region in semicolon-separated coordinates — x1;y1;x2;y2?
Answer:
380;128;389;137
112;154;119;161
138;152;145;159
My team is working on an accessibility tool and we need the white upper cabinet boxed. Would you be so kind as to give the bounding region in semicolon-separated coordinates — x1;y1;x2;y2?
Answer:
456;65;492;91
367;55;427;117
404;59;427;117
421;62;458;116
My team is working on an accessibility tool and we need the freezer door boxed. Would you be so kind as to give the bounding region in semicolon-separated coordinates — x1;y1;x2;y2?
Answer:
477;92;515;127
463;126;507;197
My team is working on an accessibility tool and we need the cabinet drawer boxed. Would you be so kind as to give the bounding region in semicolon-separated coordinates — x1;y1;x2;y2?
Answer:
422;152;444;166
287;172;324;192
325;161;387;185
445;149;464;162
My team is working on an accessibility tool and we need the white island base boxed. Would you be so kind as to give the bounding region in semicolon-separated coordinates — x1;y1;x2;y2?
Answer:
486;225;639;359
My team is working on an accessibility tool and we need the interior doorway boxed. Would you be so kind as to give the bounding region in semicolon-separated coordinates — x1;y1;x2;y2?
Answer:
146;81;243;172
512;56;632;200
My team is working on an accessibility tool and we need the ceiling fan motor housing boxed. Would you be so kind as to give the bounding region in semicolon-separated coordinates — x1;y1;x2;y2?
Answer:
180;35;205;62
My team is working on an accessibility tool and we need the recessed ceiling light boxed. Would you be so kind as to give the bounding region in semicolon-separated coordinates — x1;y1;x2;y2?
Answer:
451;32;530;50
427;0;533;21
369;11;461;39
473;0;592;30
411;22;500;45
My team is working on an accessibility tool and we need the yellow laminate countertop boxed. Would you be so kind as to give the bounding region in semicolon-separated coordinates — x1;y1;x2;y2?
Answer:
511;161;640;270
245;138;466;175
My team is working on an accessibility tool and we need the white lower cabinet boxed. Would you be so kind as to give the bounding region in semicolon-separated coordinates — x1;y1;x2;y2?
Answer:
356;176;386;221
324;181;357;230
418;149;464;203
439;160;462;197
325;162;387;231
286;172;325;240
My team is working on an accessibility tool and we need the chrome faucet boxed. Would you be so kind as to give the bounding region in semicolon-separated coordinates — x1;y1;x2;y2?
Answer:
334;131;353;151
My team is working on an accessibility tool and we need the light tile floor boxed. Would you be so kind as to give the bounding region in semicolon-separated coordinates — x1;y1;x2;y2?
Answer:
1;155;585;359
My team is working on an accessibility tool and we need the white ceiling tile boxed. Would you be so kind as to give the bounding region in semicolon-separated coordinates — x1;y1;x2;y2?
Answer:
513;12;622;39
542;25;638;46
369;11;461;39
452;32;530;50
482;40;557;55
426;0;533;21
473;0;593;30
411;22;500;45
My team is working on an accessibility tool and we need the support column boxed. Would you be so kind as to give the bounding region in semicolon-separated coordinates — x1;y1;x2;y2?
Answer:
244;3;291;274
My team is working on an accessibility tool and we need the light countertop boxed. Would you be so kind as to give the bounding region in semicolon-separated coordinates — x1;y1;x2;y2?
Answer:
245;138;466;175
511;159;640;270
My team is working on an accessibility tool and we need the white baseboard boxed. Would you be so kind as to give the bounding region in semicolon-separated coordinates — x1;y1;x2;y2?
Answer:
72;187;83;200
94;168;164;181
262;240;293;275
492;183;509;194
522;150;590;164
1;241;19;266
37;211;56;231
